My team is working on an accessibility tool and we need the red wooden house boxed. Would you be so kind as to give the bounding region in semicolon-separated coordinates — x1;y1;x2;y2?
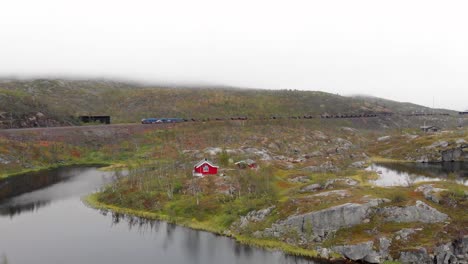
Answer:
193;158;219;177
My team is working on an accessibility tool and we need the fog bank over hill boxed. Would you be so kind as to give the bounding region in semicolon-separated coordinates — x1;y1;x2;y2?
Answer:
2;1;468;110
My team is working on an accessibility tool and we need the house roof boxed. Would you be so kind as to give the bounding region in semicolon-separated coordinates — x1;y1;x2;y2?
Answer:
194;159;219;168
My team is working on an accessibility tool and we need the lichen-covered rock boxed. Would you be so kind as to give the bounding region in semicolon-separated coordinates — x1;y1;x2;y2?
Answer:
324;177;358;188
415;185;446;204
378;136;391;142
434;243;458;264
239;206;275;228
300;183;321;192
394;228;419;241
380;200;449;223
303;151;324;159
203;147;223;155
302;161;339;173
332;241;378;263
441;148;464;162
311;190;350;198
263;199;388;242
243;147;272;161
399;248;432;264
350;160;367;168
428;140;449;149
287;176;310;183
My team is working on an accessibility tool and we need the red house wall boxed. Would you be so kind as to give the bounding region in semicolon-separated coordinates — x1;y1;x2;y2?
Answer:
194;162;218;175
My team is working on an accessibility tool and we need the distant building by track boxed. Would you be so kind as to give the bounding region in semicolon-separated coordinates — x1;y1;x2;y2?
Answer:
79;115;111;124
420;125;440;133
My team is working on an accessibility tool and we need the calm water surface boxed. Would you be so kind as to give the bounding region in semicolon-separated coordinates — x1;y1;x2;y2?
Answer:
366;162;468;187
0;166;328;264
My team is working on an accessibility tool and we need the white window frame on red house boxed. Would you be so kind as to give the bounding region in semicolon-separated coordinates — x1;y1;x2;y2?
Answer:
203;165;209;172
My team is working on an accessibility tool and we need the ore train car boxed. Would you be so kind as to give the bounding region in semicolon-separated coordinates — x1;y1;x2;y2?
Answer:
141;118;185;124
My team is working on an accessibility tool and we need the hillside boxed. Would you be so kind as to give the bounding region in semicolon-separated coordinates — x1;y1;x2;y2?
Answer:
0;78;459;128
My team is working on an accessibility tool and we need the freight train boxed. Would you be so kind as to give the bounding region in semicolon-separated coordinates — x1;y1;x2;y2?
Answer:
141;118;185;124
141;112;453;124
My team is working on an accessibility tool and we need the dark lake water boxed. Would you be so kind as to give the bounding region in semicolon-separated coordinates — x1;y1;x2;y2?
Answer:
366;161;468;187
0;166;330;264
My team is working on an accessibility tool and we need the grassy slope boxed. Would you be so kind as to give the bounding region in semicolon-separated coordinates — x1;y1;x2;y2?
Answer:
0;117;466;261
1;78;456;125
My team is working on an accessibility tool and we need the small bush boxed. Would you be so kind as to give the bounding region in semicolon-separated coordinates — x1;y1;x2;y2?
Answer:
391;192;409;204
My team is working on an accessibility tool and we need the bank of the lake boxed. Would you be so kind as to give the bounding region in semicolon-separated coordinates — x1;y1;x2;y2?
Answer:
2;166;331;264
83;193;331;260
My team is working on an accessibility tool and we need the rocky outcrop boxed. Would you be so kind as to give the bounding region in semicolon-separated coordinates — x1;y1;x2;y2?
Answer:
394;228;420;241
239;206;275;228
380;200;448;223
323;178;358;188
300;178;358;193
287;176;310;183
326;235;468;263
377;136;391;142
243;147;272;161
350;160;367;168
262;198;388;242
0;111;70;129
408;138;468;163
300;183;321;192
311;190;350;198
399;248;433;264
302;161;339;173
415;185;446;204
302;151;324;159
332;241;378;263
441;147;466;162
332;238;391;263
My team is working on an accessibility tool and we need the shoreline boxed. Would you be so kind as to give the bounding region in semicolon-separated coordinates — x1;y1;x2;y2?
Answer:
82;193;345;262
0;161;114;179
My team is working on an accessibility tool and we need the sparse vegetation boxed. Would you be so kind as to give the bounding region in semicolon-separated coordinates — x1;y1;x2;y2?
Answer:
1;81;467;263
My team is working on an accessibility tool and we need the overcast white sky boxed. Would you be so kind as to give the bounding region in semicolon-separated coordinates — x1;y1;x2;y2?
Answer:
1;0;467;110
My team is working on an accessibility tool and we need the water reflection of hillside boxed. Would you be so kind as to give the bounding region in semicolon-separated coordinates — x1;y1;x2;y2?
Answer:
0;166;105;201
368;162;468;187
0;166;111;218
376;162;467;179
0;200;50;217
106;212;345;264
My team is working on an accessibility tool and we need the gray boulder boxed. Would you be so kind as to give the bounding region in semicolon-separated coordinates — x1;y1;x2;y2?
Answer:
332;241;377;263
263;199;388;242
203;147;223;155
312;190;350;198
287;176;310;183
428;140;449;149
350;160;367;168
324;177;359;188
399;248;432;264
415;185;446;204
380;200;448;223
302;161;339;173
394;228;419;241
332;238;391;263
303;151;324;159
441;148;464;162
378;136;391;142
434;243;458;264
300;183;321;192
239;206;275;228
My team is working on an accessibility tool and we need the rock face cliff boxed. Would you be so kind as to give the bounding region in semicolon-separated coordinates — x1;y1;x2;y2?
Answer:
261;199;388;243
412;139;468;163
